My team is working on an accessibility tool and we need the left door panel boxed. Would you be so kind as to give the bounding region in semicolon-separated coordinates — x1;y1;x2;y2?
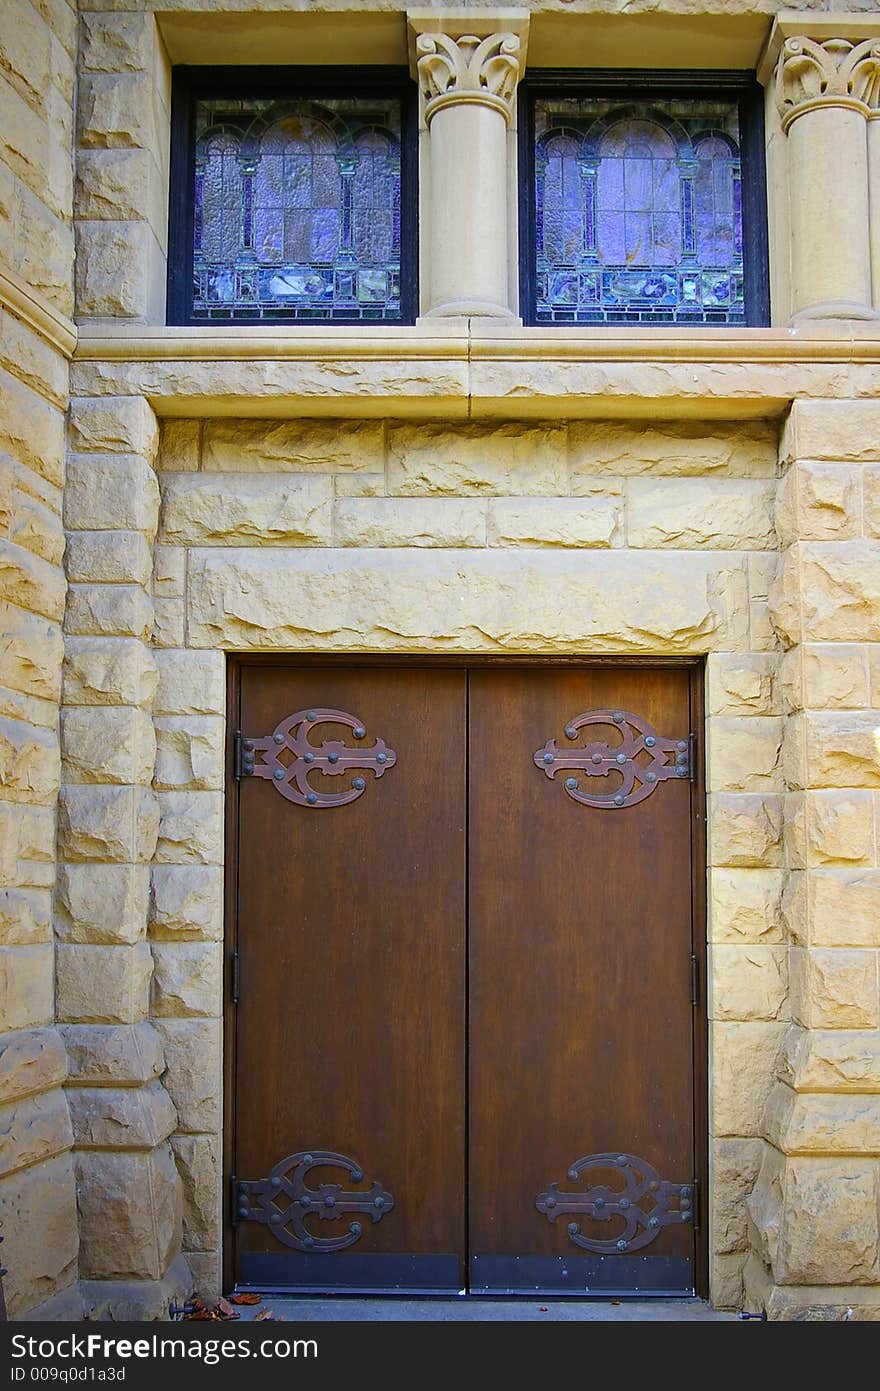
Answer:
232;665;467;1292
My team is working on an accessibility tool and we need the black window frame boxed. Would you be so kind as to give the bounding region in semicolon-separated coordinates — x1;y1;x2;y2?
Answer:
167;65;419;327
518;69;770;328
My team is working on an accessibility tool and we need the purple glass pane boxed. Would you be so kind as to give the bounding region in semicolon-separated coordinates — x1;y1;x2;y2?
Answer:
192;94;403;320
534;95;744;324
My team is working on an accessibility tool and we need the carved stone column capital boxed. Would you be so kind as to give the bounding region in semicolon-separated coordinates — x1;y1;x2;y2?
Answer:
777;35;880;130
415;30;524;126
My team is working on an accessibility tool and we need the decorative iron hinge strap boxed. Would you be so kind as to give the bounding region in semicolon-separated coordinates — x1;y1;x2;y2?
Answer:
236;709;396;809
235;1150;394;1253
536;1153;695;1254
534;709;692;810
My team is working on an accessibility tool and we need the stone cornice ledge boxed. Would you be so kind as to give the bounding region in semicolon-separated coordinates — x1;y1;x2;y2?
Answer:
71;325;880;422
1;267;77;358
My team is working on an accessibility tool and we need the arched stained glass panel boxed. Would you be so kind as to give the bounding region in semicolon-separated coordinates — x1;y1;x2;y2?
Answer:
192;94;404;322
534;95;745;324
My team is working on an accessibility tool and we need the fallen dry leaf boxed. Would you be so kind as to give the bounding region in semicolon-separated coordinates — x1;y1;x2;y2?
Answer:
216;1297;240;1320
255;1310;275;1321
228;1292;262;1306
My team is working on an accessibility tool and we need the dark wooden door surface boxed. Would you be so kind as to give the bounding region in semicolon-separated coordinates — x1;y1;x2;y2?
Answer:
233;666;467;1291
468;667;696;1294
232;663;699;1296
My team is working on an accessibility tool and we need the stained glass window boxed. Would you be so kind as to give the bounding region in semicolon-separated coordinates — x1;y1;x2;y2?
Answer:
188;92;407;322
532;94;751;325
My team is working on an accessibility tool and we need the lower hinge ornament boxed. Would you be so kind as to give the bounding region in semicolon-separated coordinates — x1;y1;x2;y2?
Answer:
536;1152;695;1253
234;1150;394;1252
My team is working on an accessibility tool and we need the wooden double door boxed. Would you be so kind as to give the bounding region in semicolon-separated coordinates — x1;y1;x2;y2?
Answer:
228;662;705;1297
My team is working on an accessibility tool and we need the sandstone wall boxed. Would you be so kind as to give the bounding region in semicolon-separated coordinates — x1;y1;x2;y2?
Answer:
147;413;784;1309
0;0;80;1320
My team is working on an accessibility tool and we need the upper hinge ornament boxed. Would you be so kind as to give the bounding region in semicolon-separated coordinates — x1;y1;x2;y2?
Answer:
416;31;523;125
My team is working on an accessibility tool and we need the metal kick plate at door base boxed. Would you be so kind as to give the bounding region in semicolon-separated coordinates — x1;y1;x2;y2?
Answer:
235;1150;395;1253
235;709;397;808
536;1153;695;1253
534;709;693;809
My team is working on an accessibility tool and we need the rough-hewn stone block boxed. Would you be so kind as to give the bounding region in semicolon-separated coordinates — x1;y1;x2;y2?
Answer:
776;462;858;546
713;1138;765;1255
791;948;879;1030
765;1083;880;1156
780;644;870;714
153;1018;221;1134
706;716;784;792
570;420;777;479
149;865;223;941
0;367;64;486
0;887;51;944
161;473;332;547
777;1158;879;1285
79;11;156;74
62;1021;164;1087
0;540;65;621
712;945;789;1022
65;530;153;586
801;711;880;788
809;870;880;947
0;1152;77;1318
629;478;775;550
187;548;750;654
0;603;63;703
771;542;880;646
782;1026;880;1093
0;1089;73;1177
488;497;620;548
77;72;157;150
712;1020;787;1137
708;793;784;868
61;705;155;785
68;1081;176;1151
157;420;200;473
153;716;224;792
0;1027;67;1104
151;942;221;1019
55;863;149;945
0;714;59;803
62;636;157;708
805;790;874;867
64;583;153;641
336;497;487;548
707;654;777;717
74;219;162;319
201;419;383;474
388;423;567;496
171;1134;219;1253
153;650;224;717
0;943;53;1030
68;397;158;459
75;1143;181;1280
709;870;785;943
154;791;223;866
58;784;159;864
783;400;880;465
65;454;159;533
56;941;153;1025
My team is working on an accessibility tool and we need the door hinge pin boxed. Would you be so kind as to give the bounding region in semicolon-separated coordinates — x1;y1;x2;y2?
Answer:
233;730;242;781
688;732;697;784
691;1178;700;1232
231;949;240;1005
690;953;699;1007
230;1174;239;1227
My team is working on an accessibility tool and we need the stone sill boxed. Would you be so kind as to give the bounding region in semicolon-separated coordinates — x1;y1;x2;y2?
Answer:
71;322;880;422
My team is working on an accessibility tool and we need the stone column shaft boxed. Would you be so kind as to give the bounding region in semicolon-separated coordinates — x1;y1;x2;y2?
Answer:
411;16;528;319
777;36;880;321
868;115;880;308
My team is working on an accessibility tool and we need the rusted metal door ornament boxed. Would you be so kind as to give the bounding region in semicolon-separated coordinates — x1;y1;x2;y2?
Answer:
235;1150;395;1252
536;1153;694;1253
237;708;397;808
533;708;692;809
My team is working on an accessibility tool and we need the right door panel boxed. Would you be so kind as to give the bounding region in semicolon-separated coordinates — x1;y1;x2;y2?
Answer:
468;666;697;1295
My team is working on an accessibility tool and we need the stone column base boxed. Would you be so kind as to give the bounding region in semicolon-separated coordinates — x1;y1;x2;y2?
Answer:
80;1254;193;1323
744;1253;880;1322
